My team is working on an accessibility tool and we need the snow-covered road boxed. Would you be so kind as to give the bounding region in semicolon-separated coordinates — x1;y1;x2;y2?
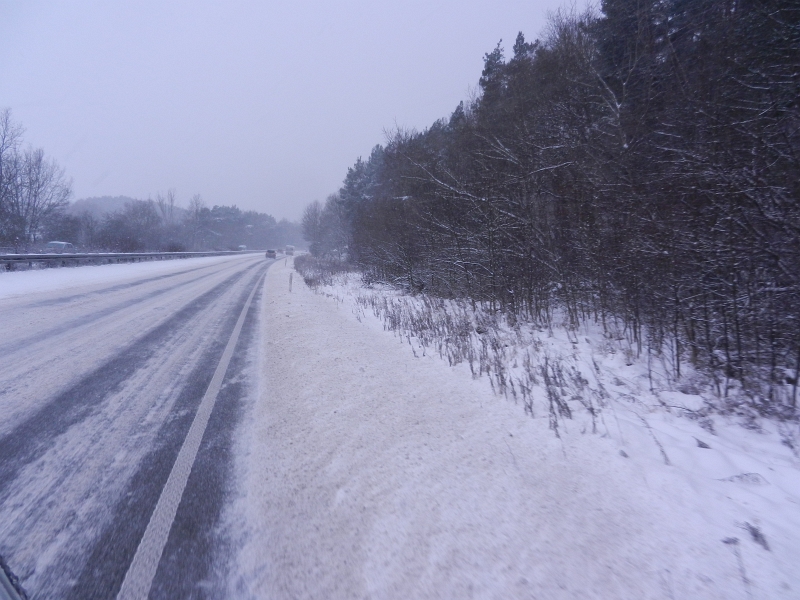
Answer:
0;254;268;599
2;255;797;599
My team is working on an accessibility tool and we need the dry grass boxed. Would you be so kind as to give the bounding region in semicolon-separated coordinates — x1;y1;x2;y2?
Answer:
351;290;602;435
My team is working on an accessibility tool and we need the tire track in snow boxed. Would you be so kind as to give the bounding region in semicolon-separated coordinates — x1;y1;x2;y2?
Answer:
149;275;263;599
64;268;266;600
0;260;269;599
0;257;262;436
0;261;261;496
0;267;237;356
0;257;249;353
26;260;225;309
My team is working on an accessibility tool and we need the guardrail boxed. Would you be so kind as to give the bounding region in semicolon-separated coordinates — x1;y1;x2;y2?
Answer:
0;250;263;271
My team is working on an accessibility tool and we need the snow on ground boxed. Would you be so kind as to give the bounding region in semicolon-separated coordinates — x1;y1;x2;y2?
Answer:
226;259;800;599
0;253;250;300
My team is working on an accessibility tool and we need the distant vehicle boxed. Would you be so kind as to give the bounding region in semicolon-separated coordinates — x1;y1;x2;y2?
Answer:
285;245;295;255
44;241;74;254
237;245;247;251
265;249;277;259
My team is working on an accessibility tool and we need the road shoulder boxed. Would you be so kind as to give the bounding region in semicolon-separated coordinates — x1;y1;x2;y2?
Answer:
227;259;740;599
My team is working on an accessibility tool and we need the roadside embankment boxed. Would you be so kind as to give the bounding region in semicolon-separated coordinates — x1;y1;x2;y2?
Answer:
225;258;782;599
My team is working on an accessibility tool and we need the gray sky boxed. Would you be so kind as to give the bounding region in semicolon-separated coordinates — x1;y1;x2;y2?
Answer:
1;0;572;220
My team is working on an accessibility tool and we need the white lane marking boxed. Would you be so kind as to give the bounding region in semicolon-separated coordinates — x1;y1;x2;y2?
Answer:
116;272;264;600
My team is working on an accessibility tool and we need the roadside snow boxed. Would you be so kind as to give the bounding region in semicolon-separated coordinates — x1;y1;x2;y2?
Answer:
227;260;799;599
0;254;250;300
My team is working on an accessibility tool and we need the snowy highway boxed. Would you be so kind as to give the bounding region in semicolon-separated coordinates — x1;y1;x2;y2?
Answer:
2;254;798;599
0;254;269;599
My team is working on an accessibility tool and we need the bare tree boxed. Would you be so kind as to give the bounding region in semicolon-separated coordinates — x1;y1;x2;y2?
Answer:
156;188;177;226
6;148;72;246
0;109;24;245
302;200;323;255
186;193;206;249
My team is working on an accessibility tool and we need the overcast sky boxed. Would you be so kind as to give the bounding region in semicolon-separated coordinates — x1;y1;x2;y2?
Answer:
1;0;576;220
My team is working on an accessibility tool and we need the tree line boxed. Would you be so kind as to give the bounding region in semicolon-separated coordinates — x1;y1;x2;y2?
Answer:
1;109;301;252
304;0;800;414
47;193;301;253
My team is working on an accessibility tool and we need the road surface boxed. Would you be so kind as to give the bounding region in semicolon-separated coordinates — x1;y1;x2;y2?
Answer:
0;254;269;599
1;254;792;599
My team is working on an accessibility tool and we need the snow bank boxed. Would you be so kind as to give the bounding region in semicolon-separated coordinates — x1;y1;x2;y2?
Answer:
225;260;800;599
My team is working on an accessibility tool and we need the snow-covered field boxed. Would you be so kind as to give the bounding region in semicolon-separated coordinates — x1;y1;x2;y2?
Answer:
226;259;800;599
